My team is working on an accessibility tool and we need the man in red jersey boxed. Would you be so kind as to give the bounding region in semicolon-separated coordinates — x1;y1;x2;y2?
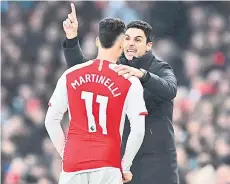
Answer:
45;15;147;184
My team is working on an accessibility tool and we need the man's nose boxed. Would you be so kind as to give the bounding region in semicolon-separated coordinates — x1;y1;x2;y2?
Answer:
128;39;135;46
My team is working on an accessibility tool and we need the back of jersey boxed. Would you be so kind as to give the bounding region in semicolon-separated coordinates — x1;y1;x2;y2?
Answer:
63;59;132;172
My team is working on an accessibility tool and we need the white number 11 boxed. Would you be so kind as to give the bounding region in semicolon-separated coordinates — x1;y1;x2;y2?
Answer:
81;91;108;135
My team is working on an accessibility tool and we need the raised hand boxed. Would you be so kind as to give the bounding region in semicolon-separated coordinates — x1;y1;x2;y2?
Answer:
63;3;78;39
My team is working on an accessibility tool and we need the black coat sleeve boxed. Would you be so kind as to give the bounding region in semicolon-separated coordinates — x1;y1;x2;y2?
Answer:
142;63;177;100
62;36;87;68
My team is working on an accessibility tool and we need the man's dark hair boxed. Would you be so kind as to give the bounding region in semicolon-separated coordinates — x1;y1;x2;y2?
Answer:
127;20;154;43
99;18;126;48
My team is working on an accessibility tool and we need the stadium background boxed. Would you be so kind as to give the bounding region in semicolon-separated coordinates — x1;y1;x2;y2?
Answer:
1;1;230;184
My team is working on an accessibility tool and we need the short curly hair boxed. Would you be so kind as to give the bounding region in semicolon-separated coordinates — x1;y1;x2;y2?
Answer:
127;20;154;43
99;18;126;48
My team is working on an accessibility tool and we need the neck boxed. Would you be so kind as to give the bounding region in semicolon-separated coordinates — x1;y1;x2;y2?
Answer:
96;49;117;63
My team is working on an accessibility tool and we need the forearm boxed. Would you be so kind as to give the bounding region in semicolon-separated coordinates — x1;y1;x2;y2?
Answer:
62;36;87;68
142;70;177;100
66;36;79;48
122;116;145;173
45;107;66;158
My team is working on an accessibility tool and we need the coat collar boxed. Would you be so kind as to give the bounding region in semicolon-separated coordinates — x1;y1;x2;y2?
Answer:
119;51;155;70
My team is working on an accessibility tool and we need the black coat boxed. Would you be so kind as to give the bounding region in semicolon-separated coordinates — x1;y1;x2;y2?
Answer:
62;37;179;184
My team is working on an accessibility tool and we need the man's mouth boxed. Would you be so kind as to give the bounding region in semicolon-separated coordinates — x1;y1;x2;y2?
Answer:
126;49;136;54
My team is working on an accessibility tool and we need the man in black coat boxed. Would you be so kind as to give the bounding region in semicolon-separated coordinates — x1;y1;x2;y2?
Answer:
62;3;179;184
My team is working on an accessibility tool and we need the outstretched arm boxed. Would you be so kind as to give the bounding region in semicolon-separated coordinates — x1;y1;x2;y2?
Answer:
141;64;177;100
62;3;86;68
114;62;177;100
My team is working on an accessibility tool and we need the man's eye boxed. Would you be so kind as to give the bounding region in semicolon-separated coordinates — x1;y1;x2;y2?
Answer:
125;37;129;40
136;39;140;42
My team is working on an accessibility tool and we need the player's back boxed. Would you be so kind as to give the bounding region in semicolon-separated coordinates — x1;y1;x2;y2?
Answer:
63;59;132;173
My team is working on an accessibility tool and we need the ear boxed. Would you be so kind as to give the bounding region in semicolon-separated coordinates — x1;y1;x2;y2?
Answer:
119;34;125;49
119;38;124;49
146;42;153;51
96;37;100;48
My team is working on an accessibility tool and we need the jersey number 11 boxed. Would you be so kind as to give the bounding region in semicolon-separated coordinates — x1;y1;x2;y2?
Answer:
81;91;108;135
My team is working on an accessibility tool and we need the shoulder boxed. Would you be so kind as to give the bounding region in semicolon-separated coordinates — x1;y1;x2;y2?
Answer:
109;63;141;89
57;60;94;82
108;63;119;71
65;60;94;75
151;57;174;72
127;76;140;84
127;76;143;91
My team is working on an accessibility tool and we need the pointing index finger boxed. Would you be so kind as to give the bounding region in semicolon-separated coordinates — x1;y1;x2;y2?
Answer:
71;3;77;20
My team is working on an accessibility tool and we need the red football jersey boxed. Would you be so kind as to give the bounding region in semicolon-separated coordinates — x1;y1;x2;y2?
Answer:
48;59;147;173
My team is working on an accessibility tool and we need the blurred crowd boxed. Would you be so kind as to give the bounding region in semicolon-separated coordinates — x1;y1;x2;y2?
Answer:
1;1;230;184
